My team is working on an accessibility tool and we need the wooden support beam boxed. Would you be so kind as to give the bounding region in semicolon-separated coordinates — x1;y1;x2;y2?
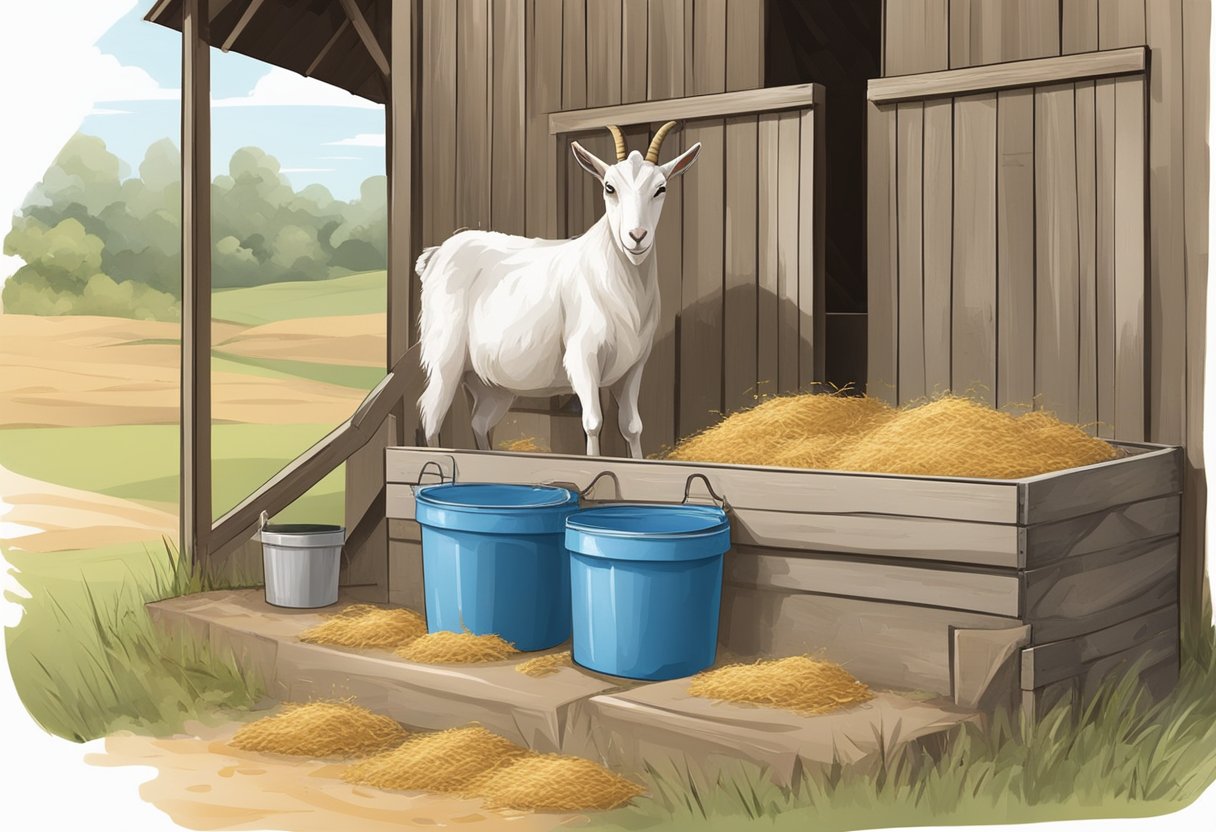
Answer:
221;0;266;52
340;0;391;78
549;84;820;134
181;0;212;564
306;18;351;76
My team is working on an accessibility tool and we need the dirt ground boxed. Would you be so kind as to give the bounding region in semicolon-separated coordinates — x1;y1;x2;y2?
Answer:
88;722;590;832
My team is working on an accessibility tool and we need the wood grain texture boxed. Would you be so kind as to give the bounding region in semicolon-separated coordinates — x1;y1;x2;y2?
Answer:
866;102;899;403
1023;494;1180;568
1112;73;1147;440
1021;604;1177;688
922;99;953;395
995;89;1034;412
953;625;1030;710
679;118;726;438
1098;0;1147;48
870;46;1146;103
951;93;997;405
1076;81;1099;430
491;0;526;235
757;113;780;399
648;0;685;99
725;0;764;91
456;0;491;229
525;0;563;238
948;0;1060;68
622;0;648;103
1020;446;1180;524
1034;83;1081;423
549;84;819;133
884;0;949;76
799;102;826;387
586;0;622;106
723;115;758;413
1061;0;1099;53
643;121;683;454
1094;77;1117;437
776;111;800;394
896;102;926;403
388;537;426;613
561;0;586;109
691;0;726;95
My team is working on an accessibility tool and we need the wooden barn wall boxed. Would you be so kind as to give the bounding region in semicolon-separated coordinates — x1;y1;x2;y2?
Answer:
417;0;766;455
875;0;1210;624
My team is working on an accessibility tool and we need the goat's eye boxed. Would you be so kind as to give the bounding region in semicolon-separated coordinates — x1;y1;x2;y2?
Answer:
655;185;667;197
604;183;616;195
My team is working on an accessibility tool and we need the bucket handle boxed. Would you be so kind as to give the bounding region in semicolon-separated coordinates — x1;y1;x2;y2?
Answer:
579;470;620;500
415;457;457;487
682;473;730;511
259;510;269;531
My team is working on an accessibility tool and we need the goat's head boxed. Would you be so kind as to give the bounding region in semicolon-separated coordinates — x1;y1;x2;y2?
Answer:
571;121;701;265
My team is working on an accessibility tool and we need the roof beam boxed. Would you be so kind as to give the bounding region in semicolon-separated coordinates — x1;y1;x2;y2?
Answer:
339;0;390;78
305;17;351;76
221;0;266;52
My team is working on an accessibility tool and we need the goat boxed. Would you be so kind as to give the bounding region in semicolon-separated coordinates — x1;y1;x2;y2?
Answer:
415;121;701;458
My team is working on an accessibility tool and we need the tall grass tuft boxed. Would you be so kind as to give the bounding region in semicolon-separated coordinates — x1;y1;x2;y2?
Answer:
600;600;1216;830
5;538;265;742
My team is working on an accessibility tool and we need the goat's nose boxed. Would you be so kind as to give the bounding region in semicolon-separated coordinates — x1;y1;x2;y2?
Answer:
628;227;648;243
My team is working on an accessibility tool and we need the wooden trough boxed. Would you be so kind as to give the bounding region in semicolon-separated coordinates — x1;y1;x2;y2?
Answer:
385;442;1181;718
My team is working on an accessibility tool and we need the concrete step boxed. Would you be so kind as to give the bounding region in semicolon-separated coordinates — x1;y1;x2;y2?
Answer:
149;589;976;784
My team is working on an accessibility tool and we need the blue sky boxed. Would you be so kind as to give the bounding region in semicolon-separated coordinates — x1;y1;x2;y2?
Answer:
83;4;385;200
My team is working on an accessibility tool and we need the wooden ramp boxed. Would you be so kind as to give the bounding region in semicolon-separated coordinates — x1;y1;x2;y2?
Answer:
149;589;977;785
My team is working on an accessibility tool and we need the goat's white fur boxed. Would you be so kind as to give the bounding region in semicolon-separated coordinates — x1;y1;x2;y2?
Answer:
416;133;701;457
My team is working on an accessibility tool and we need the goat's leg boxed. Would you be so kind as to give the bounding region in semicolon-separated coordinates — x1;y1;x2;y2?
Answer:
613;359;647;459
564;352;604;457
465;374;515;451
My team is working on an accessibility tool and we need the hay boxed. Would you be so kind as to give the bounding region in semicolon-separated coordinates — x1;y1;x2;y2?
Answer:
299;604;427;649
395;630;519;664
515;651;572;678
687;656;874;716
666;393;1118;479
342;725;528;794
230;701;407;758
474;754;646;811
498;436;547;453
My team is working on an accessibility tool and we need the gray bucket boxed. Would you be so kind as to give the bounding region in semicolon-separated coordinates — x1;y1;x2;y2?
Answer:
259;512;345;608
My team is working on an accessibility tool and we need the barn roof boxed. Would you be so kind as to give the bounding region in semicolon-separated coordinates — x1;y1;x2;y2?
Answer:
145;0;390;105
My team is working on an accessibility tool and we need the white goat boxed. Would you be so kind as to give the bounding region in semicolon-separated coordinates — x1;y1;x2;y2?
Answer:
415;121;700;458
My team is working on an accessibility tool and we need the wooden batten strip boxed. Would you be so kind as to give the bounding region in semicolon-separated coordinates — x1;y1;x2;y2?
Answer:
1021;604;1179;689
220;0;266;52
868;46;1146;103
338;0;390;77
1022;494;1181;568
549;84;819;134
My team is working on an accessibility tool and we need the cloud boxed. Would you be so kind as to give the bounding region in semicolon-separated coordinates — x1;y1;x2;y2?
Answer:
91;49;179;102
324;133;385;148
280;167;336;173
212;67;381;109
320;155;361;160
86;107;132;116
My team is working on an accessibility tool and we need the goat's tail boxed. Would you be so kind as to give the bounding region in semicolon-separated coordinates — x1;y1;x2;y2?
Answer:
414;245;440;281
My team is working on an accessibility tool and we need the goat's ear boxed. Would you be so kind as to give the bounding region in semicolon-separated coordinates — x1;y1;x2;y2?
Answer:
571;141;609;181
659;142;701;179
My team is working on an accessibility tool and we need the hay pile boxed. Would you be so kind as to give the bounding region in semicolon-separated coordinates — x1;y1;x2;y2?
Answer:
515;651;572;678
230;701;407;758
687;657;874;716
343;724;646;812
665;394;1118;478
498;436;547;453
300;604;427;649
396;631;519;664
476;754;646;811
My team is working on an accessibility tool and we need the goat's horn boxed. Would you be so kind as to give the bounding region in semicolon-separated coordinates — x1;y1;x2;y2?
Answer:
645;121;678;164
606;125;627;161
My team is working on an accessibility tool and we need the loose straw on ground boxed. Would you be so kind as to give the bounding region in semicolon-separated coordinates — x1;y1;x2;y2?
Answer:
230;701;407;758
475;754;646;811
515;651;572;678
688;656;873;716
396;631;519;664
300;604;427;650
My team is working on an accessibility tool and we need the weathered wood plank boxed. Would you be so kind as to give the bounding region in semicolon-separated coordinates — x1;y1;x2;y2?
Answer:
586;0;622;106
953;625;1030;710
1021;604;1178;688
1112;73;1147;441
866;102;898;403
491;0;526;235
1020;446;1180;524
385;447;1023;523
388;536;426;613
1034;83;1081;423
549;84;818;134
1095;77;1117;438
622;0;648;103
948;0;1060;68
679;118;726;438
561;0;586;109
896;101;925;404
1098;0;1147;48
648;0;685;99
776;111;800;394
726;547;1021;615
922;99;952;396
757;113;780;399
456;0;491;229
995;88;1034;413
884;0;949;76
1023;494;1180;568
799;101;826;388
725;0;764;91
1076;80;1098;431
723;115;758;413
720;586;1023;695
1061;0;1099;54
691;0;727;95
952;93;997;405
869;47;1147;103
1024;537;1180;642
423;0;457;244
525;0;563;238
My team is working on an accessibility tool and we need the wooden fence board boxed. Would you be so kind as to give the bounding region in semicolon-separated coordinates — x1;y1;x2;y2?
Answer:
622;0;648;103
525;0;564;238
1076;80;1099;430
776;111;801;394
724;115;759;413
1095;77;1117;437
1021;604;1177;687
951;93;997;405
884;0;949;76
1098;0;1147;49
996;88;1035;412
1020;446;1180;524
1023;494;1180;567
1113;74;1146;440
1062;0;1099;53
799;103;826;386
648;0;685;99
922;99;953;395
456;0;491;229
586;0;622;106
691;0;727;95
725;0;764;91
757;113;780;399
644;121;683;454
422;0;457;243
867;102;898;403
491;0;526;235
949;0;1060;68
896;101;926;403
1034;83;1081;423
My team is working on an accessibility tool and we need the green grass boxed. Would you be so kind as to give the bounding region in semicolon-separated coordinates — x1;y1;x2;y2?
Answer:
212;350;386;390
4;540;264;741
211;270;387;325
594;609;1216;831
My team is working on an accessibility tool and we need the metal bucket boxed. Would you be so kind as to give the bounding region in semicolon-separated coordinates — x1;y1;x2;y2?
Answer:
259;511;345;608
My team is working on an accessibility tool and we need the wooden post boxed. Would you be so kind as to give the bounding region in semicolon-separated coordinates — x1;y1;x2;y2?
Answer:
387;0;417;444
181;0;211;564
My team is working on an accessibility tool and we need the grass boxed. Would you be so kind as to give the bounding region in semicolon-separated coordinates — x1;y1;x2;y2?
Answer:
4;539;264;742
212;349;386;390
595;607;1216;831
211;271;387;325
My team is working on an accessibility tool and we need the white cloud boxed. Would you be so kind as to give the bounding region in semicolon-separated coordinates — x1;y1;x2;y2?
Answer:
280;167;336;173
90;49;179;102
87;107;132;116
324;132;385;148
212;67;381;109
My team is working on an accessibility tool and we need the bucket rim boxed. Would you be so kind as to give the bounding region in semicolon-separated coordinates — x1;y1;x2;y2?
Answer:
565;503;729;539
262;522;344;535
415;481;578;511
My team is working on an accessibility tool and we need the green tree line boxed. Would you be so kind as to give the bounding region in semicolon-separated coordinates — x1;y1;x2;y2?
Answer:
2;133;386;320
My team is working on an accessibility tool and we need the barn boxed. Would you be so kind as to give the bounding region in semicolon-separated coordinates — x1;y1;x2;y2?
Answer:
143;0;1209;779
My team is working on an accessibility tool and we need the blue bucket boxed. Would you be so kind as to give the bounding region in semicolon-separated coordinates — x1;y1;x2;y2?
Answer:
414;482;580;651
566;503;731;680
